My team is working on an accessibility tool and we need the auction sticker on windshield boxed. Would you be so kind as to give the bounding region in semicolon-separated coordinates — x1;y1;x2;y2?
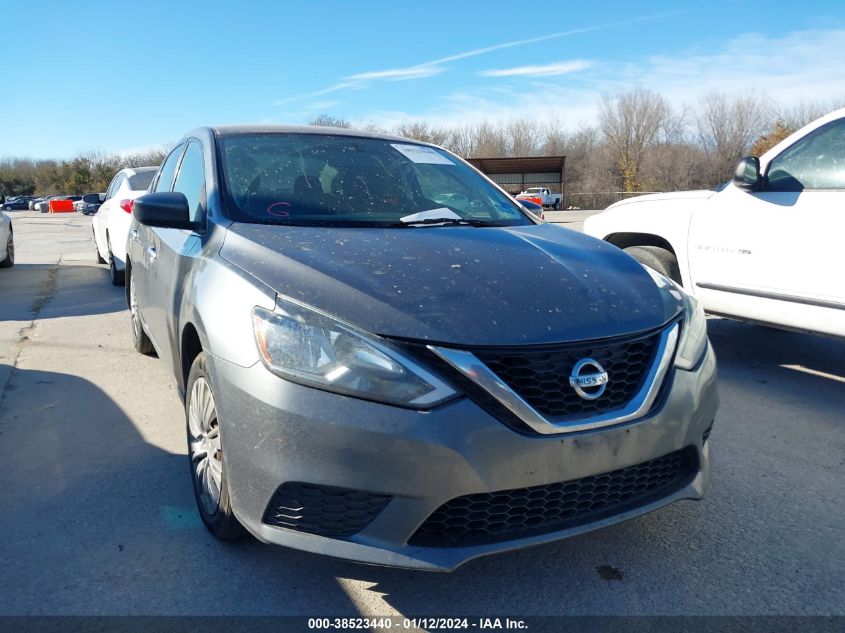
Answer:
391;143;455;165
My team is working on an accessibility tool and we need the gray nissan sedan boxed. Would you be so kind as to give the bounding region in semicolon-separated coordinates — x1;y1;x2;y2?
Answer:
126;126;718;570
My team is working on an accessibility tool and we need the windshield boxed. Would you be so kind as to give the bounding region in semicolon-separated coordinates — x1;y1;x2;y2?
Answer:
218;133;531;227
525;188;543;193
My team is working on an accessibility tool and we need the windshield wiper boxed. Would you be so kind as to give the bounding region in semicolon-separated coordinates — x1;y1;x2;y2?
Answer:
389;217;501;228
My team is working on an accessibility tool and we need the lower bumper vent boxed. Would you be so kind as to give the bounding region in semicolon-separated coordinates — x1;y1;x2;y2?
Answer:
262;482;392;538
410;448;697;547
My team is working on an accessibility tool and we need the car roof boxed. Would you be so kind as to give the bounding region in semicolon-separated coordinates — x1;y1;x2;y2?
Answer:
117;165;159;177
209;124;428;146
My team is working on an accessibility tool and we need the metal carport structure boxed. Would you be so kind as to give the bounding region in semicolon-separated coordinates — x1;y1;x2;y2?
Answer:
466;156;566;199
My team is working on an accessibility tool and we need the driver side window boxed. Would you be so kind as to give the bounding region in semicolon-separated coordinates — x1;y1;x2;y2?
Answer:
766;118;845;191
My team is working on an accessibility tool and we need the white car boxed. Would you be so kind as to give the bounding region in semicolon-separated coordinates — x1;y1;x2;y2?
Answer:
584;107;845;339
92;166;157;285
0;198;13;269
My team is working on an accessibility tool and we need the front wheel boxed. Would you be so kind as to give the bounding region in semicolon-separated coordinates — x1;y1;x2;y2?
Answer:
186;352;244;541
623;245;682;285
128;271;155;355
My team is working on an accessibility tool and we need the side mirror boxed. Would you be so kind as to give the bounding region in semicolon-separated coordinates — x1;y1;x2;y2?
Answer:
733;156;761;192
133;192;196;230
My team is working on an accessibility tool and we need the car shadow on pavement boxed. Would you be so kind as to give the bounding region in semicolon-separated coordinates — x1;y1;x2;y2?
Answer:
1;319;842;616
0;264;125;322
706;318;845;417
0;365;362;616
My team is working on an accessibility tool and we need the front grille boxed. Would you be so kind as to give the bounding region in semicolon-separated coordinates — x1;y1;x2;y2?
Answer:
262;482;392;538
471;327;664;420
409;448;697;547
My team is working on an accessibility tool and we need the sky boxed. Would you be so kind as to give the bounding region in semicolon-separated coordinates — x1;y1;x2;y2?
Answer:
1;0;844;159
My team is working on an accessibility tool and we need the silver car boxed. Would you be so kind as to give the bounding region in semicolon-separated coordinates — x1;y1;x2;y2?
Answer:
126;126;718;571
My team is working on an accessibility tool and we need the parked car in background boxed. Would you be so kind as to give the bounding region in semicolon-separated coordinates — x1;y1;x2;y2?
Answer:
34;195;66;213
584;107;845;339
516;187;562;210
75;193;105;215
92;166;157;284
3;196;36;211
125;125;717;571
0;196;13;268
33;194;82;212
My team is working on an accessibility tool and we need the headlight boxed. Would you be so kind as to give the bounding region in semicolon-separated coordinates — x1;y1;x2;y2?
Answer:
643;268;708;370
252;297;457;408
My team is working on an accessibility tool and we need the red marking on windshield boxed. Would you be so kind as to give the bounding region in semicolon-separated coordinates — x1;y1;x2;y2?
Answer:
267;202;291;217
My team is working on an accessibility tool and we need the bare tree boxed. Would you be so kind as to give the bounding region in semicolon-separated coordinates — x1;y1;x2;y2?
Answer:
504;118;541;156
696;91;770;184
641;142;707;193
394;121;451;146
539;119;568;156
599;88;673;192
776;98;845;131
445;124;479;158
471;122;508;158
307;114;351;128
353;120;388;134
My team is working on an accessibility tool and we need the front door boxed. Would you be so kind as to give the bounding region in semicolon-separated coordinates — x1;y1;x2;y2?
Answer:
688;117;845;333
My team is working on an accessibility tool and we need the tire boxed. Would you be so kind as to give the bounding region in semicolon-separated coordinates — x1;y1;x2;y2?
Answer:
186;352;245;541
128;270;155;355
553;200;561;210
107;235;125;286
623;245;682;285
0;230;13;268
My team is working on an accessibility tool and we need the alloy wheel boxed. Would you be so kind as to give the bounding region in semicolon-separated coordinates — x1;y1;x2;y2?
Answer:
129;278;143;344
188;377;223;516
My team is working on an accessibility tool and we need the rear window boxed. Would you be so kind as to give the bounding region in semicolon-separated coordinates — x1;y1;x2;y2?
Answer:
218;133;529;227
128;171;156;192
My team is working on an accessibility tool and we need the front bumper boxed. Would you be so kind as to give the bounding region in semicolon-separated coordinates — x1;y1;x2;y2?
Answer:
211;342;718;571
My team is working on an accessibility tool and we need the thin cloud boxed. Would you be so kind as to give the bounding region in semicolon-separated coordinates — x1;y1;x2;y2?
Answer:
275;11;678;105
275;81;357;106
421;12;676;67
346;66;445;81
353;29;845;132
480;60;594;78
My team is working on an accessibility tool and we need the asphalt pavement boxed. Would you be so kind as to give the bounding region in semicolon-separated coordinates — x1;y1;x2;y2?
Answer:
0;210;842;616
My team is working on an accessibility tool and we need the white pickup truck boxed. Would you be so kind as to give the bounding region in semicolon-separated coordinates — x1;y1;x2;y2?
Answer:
584;108;845;339
516;187;562;210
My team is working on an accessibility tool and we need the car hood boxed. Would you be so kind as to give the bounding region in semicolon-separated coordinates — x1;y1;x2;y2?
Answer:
607;189;717;210
220;223;677;346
